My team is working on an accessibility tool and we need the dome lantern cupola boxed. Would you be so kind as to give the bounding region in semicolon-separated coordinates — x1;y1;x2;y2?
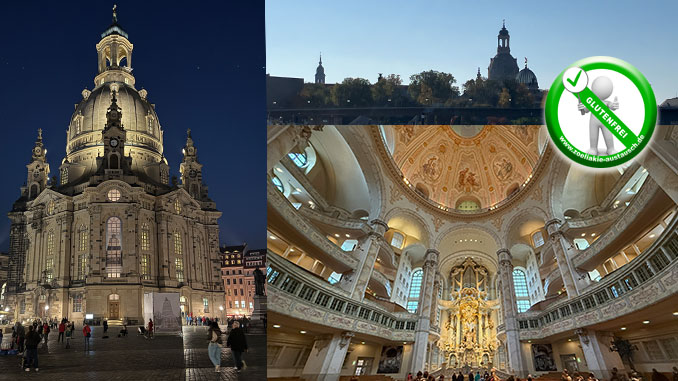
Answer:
497;19;510;54
94;4;135;88
315;53;326;84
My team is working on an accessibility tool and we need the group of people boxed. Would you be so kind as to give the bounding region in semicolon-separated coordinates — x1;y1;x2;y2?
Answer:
403;367;678;381
8;318;77;372
186;315;214;326
207;320;249;372
407;369;502;381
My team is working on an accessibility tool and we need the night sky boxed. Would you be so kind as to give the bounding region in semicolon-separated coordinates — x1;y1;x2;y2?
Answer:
0;2;265;250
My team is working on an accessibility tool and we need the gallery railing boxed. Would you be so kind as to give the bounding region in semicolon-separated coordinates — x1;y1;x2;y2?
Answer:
267;251;418;340
516;215;678;339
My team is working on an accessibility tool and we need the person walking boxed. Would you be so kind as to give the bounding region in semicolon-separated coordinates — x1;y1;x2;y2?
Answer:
146;319;154;339
207;321;223;372
226;321;248;371
103;319;108;335
58;320;66;343
83;322;92;351
16;322;26;353
65;323;72;349
42;322;50;345
24;325;41;372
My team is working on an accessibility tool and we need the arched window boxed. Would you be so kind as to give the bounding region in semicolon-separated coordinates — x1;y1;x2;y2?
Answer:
174;199;182;214
78;225;88;251
391;232;405;249
45;230;55;281
106;217;123;278
271;176;284;193
406;269;423;313
513;269;530;313
107;189;121;202
47;200;55;215
174;231;184;282
288;152;308;168
140;223;150;251
532;231;545;248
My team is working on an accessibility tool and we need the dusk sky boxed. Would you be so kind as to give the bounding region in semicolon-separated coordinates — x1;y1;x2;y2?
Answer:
0;2;265;250
266;0;678;103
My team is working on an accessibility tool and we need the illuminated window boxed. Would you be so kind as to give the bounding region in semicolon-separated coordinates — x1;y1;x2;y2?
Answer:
174;199;181;214
175;258;184;282
574;238;590;250
328;272;342;284
78;225;88;251
61;167;68;185
513;269;530;313
174;231;182;256
140;223;150;251
47;200;55;215
341;239;358;252
160;169;169;184
106;217;123;278
203;297;209;313
141;254;150;280
288;152;308;168
78;254;88;280
107;189;121;202
235;300;239;308
391;232;405;249
47;230;55;256
147;116;154;134
272;176;284;193
407;269;423;313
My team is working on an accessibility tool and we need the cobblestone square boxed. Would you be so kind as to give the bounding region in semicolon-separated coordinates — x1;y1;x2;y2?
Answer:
0;326;265;380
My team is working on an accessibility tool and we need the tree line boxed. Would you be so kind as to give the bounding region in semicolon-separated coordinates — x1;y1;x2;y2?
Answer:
295;70;538;108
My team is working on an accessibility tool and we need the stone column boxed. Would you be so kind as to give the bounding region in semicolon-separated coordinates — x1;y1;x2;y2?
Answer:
267;125;318;172
576;329;625;380
497;249;527;377
410;249;439;374
338;219;387;301
545;219;580;297
638;148;678;205
301;331;354;381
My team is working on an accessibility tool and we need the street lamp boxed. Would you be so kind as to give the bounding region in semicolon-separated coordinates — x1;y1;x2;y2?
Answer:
219;306;224;324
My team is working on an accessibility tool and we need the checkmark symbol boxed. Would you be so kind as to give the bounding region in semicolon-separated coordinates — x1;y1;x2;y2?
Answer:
567;70;582;87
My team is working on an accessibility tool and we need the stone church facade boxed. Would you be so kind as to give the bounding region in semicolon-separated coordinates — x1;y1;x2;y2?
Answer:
7;12;224;324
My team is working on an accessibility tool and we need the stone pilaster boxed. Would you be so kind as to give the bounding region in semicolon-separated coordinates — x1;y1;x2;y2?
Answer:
339;219;386;300
638;147;678;205
545;219;579;297
410;248;439;374
576;329;625;380
301;331;354;381
497;248;527;377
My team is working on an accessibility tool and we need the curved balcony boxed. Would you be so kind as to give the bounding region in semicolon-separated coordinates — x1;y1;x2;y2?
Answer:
572;179;667;269
517;215;678;340
298;204;372;234
368;268;393;298
268;181;359;272
267;251;418;341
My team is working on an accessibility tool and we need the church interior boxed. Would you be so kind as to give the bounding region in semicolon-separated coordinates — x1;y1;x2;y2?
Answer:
266;125;678;381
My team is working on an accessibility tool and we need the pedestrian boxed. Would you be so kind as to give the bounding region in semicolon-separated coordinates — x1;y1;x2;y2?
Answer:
65;324;72;349
226;321;248;371
207;321;223;372
24;325;40;372
58;320;66;343
42;322;50;344
16;322;26;353
83;322;91;351
103;319;108;335
146;319;154;339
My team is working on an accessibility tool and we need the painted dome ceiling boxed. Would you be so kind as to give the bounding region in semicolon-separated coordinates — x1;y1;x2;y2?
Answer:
383;125;544;210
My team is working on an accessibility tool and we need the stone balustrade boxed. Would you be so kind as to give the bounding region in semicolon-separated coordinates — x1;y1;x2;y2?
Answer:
267;251;418;341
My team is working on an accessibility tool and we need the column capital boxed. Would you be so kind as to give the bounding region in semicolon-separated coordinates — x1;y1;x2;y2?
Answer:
339;331;355;349
425;249;440;265
369;219;388;236
545;218;562;234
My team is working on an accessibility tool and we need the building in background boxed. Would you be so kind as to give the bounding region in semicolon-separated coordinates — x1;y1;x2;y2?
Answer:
220;245;256;317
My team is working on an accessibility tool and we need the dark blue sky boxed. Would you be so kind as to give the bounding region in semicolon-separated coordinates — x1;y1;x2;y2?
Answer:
0;2;265;250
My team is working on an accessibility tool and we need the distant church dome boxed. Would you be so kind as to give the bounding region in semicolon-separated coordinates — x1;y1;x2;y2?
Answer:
487;21;519;82
516;60;538;90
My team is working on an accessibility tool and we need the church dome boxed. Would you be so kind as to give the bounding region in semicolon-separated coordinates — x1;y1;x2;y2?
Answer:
516;66;538;89
66;82;164;157
381;125;547;212
488;53;519;81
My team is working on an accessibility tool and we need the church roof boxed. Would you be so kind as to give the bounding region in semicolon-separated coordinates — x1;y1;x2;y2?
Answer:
660;97;678;108
516;66;538;88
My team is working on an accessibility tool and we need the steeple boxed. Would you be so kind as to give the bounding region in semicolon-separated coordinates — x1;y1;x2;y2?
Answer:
315;52;326;84
497;20;510;54
477;67;482;81
26;129;50;199
99;88;131;174
524;57;528;69
180;129;206;200
95;5;135;87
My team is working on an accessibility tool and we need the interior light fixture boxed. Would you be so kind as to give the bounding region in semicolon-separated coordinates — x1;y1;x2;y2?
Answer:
273;324;281;328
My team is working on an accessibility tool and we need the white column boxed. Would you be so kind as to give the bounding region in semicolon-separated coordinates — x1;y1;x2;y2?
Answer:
410;249;439;374
576;329;625;380
497;248;527;377
545;219;581;297
337;219;386;300
302;331;354;381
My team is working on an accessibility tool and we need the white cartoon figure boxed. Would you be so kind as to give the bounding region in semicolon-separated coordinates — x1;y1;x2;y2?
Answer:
577;76;619;155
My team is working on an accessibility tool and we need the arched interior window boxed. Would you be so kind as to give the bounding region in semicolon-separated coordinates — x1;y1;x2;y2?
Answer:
513;269;530;313
288;152;308;168
406;269;423;313
106;217;122;278
390;232;405;249
532;231;545;248
271;176;284;193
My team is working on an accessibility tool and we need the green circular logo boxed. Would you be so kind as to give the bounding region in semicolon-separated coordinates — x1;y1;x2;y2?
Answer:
545;56;656;168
